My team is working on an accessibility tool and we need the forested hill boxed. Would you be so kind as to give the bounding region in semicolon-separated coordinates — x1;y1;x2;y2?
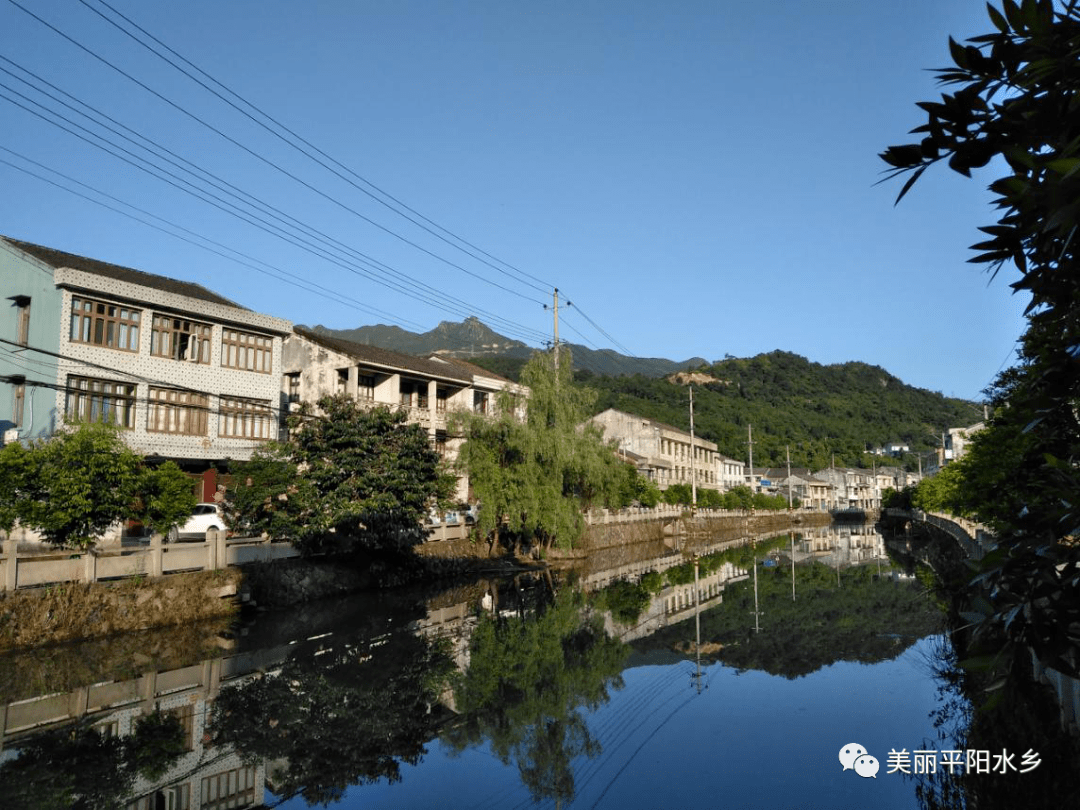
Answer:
470;350;983;468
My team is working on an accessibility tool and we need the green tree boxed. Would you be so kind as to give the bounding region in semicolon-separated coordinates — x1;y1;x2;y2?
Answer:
136;461;197;539
882;0;1080;673
0;423;194;548
228;396;453;556
453;351;630;552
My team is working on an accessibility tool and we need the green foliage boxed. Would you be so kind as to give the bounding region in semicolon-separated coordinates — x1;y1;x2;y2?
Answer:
640;561;941;678
443;588;627;805
592;579;652;626
227;396;454;556
583;351;981;468
0;710;186;810
2;421;142;549
136;461;197;537
453;350;632;550
883;0;1080;674
661;483;693;505
911;463;967;515
210;620;455;805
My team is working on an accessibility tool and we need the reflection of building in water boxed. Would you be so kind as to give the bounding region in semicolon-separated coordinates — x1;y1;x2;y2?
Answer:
0;644;294;809
796;524;886;566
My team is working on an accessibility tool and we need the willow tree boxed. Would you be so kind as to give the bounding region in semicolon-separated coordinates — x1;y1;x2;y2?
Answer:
453;350;632;553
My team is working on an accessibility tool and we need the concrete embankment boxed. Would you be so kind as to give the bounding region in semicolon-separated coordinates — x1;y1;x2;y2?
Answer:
0;568;242;653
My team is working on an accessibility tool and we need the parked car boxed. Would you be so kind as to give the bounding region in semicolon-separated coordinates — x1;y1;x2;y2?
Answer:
168;503;225;542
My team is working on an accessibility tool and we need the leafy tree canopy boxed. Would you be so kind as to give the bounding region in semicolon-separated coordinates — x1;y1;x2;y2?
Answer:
882;0;1080;673
0;422;195;549
227;396;455;557
453;351;646;551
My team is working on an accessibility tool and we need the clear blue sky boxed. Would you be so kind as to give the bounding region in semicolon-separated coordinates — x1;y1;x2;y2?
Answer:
0;0;1028;400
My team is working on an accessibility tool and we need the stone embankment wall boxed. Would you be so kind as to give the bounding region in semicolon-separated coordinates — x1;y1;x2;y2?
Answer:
574;510;833;553
0;568;242;653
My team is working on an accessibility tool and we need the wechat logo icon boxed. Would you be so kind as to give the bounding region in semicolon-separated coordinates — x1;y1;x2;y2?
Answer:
839;743;879;778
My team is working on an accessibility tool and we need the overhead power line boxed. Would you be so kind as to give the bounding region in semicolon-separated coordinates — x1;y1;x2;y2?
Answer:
6;0;548;306
79;0;555;297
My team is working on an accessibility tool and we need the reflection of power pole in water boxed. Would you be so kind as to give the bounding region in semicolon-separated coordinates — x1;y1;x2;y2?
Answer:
790;531;796;601
751;541;761;633
691;554;704;693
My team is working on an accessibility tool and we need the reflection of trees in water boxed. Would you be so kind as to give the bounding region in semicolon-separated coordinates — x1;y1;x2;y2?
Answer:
208;629;456;806
0;711;186;810
443;589;628;805
912;635;1080;810
637;562;942;677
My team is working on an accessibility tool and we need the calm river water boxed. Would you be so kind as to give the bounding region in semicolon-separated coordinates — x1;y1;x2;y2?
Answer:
1;524;1075;809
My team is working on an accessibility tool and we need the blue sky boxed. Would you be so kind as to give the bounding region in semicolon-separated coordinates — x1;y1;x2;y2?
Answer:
0;0;1028;399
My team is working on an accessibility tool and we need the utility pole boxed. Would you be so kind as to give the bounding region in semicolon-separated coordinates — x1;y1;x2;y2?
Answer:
747;424;754;495
786;445;792;511
552;288;560;371
689;386;697;515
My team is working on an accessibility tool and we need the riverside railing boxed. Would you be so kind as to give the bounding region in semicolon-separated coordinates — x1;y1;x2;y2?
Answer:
0;531;299;592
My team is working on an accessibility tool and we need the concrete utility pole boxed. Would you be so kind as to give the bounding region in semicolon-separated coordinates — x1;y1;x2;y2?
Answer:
786;445;792;511
689;386;697;514
552;288;560;370
747;424;754;494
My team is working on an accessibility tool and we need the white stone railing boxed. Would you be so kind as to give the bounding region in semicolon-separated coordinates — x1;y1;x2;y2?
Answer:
0;531;299;591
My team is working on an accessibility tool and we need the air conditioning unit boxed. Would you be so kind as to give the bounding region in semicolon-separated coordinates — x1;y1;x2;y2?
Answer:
2;428;18;445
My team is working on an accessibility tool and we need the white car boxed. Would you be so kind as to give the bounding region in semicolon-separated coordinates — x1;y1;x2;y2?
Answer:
168;503;225;542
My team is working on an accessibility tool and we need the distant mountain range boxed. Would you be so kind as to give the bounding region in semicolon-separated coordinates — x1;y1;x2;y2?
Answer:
303;316;707;378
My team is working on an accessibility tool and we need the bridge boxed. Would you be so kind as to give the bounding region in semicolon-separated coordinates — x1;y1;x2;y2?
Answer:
886;507;1080;735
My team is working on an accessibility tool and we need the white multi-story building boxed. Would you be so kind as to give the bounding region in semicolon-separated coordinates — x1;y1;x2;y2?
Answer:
1;237;291;500
282;327;527;500
587;408;727;491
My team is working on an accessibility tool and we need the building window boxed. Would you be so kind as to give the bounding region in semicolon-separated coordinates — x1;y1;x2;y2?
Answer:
10;377;25;428
69;296;141;352
358;374;375;400
436;389;448;413
434;431;447;457
473;391;488;414
221;329;272;373
201;767;257;810
336;368;349;395
400;381;414;407
220;396;273;440
66;376;137;428
148;387;208;435
151;314;212;363
12;295;30;346
286;373;300;403
417;384;428;409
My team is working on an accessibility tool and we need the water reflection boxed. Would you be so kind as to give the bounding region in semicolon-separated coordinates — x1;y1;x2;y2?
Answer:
442;588;627;805
1;523;1076;808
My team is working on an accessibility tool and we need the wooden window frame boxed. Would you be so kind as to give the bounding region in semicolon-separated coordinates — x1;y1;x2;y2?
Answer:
69;296;141;352
219;396;273;441
147;387;209;436
150;314;213;364
65;376;137;428
220;329;273;374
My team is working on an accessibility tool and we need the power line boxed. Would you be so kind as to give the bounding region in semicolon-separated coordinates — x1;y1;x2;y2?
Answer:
6;0;548;306
0;149;431;332
0;63;551;344
78;0;555;297
5;0;647;372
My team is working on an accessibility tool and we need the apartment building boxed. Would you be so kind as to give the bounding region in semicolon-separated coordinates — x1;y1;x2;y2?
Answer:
281;327;526;500
587;408;725;491
1;236;291;499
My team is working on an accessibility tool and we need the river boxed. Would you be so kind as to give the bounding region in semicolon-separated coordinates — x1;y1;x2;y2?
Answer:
0;523;1075;809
